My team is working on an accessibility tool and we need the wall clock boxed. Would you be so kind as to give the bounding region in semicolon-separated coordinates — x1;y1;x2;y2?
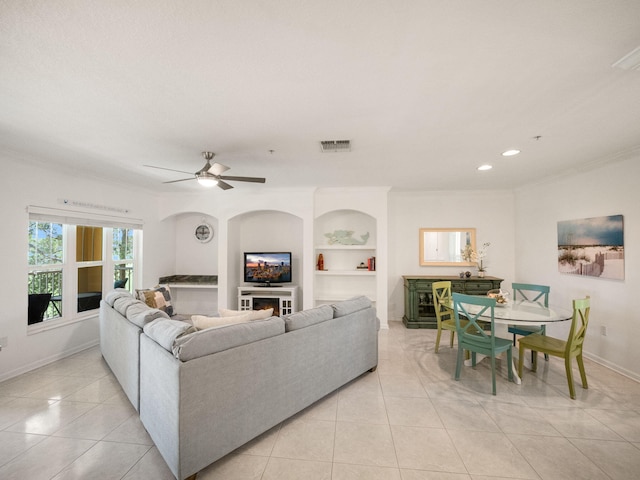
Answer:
195;223;214;243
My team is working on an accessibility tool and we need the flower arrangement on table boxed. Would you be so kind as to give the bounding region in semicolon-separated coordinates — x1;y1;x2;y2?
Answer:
461;242;491;273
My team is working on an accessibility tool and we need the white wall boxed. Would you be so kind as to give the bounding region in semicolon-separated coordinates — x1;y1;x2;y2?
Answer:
388;190;516;321
0;154;173;381
514;154;640;380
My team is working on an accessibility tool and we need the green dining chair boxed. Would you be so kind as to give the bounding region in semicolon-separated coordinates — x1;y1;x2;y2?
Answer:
508;283;550;360
518;296;590;399
453;292;513;395
433;281;456;353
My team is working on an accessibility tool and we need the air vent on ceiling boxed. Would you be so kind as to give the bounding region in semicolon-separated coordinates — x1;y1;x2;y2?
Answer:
612;45;640;71
320;140;351;152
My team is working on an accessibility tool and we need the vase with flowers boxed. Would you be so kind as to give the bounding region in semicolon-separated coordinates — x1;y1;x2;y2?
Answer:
461;242;490;277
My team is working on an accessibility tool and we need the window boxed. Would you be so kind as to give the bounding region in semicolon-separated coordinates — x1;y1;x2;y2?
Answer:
28;221;63;320
77;226;103;313
27;209;141;328
113;228;134;292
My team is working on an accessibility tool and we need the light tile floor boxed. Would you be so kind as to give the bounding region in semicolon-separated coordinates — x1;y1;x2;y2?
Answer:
2;321;640;479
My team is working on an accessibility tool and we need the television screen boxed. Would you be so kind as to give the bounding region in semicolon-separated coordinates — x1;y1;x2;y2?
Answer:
244;252;292;285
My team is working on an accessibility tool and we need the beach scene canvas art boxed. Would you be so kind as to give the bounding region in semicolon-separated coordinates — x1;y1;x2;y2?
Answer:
557;214;624;280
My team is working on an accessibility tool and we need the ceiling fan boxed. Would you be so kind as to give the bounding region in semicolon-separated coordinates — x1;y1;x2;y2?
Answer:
144;152;266;190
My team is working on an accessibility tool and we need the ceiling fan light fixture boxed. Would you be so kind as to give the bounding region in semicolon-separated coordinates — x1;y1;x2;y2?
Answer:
197;174;218;187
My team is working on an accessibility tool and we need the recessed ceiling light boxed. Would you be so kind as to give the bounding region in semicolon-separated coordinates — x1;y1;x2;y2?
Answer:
502;149;520;157
477;164;493;171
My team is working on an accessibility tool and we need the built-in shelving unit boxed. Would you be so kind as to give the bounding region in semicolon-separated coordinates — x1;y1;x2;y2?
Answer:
314;210;377;306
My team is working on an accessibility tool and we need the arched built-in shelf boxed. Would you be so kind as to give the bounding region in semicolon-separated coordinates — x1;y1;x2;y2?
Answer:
314;210;377;306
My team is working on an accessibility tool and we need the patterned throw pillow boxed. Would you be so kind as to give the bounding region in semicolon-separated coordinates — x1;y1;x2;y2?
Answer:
135;285;174;316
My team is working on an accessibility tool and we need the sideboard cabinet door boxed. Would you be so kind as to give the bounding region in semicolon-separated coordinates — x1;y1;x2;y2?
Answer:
402;276;503;329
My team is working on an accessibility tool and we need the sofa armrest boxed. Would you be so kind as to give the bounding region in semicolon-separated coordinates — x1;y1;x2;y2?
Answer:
143;319;196;352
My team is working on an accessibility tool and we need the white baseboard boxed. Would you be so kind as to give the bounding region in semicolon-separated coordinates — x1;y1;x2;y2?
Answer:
583;351;640;384
0;339;100;383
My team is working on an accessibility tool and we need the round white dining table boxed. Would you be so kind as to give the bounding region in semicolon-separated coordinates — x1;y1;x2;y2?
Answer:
460;299;573;384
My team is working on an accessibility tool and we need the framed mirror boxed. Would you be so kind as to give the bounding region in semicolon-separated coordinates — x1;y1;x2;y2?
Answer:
419;228;476;266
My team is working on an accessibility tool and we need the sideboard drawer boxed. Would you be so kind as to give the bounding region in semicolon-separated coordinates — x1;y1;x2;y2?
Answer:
464;281;500;294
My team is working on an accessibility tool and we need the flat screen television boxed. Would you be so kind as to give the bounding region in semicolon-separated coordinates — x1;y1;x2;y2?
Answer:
243;252;292;286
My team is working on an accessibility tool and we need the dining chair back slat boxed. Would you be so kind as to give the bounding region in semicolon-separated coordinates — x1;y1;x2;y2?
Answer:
433;281;456;352
453;292;513;395
512;283;550;306
518;296;591;399
509;283;551;361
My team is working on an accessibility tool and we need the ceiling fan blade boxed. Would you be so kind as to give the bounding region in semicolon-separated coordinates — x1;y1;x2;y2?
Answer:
218;175;266;183
216;180;234;190
163;178;195;184
144;164;194;175
208;162;230;176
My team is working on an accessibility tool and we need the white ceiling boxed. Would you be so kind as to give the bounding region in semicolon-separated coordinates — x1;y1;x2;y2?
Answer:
2;0;640;192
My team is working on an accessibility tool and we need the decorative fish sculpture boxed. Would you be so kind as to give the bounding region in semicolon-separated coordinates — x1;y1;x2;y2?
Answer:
325;230;370;245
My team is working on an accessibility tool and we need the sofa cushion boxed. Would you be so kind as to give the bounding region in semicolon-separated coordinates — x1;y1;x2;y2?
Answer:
126;301;170;328
219;308;274;321
283;304;333;332
136;285;174;316
113;296;142;317
105;288;133;307
191;313;253;330
172;316;285;361
143;319;196;352
332;296;372;318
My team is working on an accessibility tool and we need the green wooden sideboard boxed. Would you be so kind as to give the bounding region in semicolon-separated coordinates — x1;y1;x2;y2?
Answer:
402;275;503;328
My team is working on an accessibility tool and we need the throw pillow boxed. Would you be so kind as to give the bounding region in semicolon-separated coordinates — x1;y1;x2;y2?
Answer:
219;307;274;320
114;278;128;289
135;285;174;316
191;313;253;330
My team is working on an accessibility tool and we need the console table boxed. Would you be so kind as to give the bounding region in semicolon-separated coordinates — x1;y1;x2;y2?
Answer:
402;275;503;329
238;286;298;317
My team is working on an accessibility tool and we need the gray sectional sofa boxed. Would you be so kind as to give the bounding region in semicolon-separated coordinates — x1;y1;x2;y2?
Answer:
99;289;171;411
99;289;379;480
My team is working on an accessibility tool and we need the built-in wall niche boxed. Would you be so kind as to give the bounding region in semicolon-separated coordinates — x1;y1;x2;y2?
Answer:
165;213;220;315
314;209;377;305
227;210;303;308
174;213;219;274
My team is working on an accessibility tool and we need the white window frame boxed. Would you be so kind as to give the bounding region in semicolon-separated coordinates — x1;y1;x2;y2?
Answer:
27;206;143;334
